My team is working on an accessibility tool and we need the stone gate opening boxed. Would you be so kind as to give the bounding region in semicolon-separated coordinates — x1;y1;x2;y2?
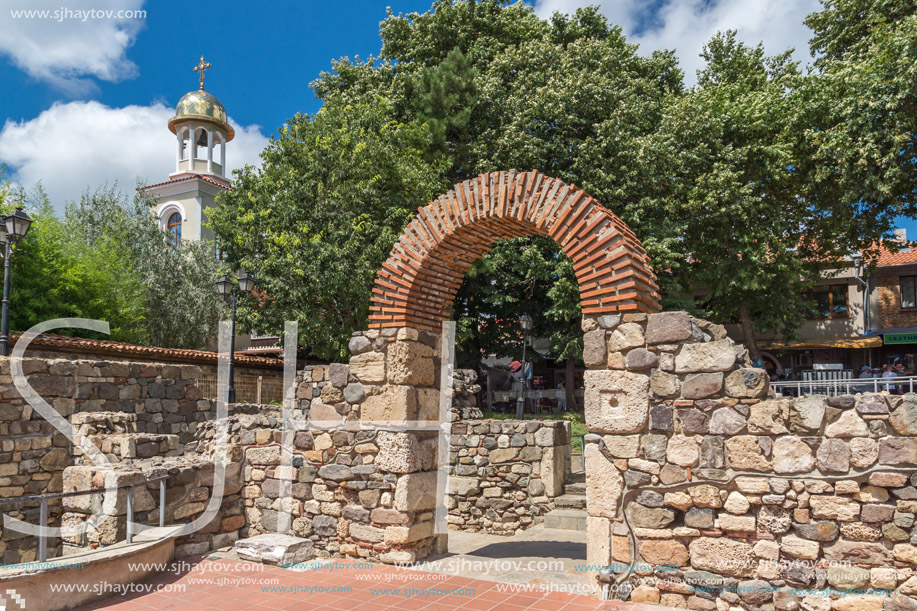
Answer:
348;170;663;576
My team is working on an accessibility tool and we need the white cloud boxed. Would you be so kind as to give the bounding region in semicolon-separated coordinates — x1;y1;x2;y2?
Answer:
534;0;821;83
0;101;267;210
0;0;147;93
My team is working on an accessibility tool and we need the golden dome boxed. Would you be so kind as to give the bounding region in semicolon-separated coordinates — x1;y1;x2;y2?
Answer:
168;90;235;141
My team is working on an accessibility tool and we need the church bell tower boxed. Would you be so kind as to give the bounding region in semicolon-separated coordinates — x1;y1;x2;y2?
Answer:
143;56;233;247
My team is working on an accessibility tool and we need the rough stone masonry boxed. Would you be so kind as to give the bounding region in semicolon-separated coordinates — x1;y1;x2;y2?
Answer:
583;310;917;611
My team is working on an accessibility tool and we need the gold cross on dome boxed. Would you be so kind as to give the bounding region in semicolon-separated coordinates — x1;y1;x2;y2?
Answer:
193;55;211;91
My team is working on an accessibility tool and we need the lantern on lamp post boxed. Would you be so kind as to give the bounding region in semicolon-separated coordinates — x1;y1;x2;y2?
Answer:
216;269;256;403
0;207;34;357
516;315;533;418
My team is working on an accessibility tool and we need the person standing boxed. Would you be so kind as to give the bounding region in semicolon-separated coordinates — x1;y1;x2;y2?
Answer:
882;364;900;394
556;377;567;412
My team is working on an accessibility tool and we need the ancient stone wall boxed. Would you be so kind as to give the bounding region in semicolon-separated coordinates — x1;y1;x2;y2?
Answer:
447;419;567;534
59;454;245;558
583;310;917;610
0;357;221;565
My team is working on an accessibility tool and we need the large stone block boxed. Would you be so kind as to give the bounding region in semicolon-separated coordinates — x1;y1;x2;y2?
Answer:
582;328;607;369
585;516;613;568
688;537;755;577
384;521;433;545
375;432;423;473
387;341;435;386
349;352;385;383
584;443;624;519
879;438;917;466
724;368;769;398
584;370;650;434
789;396;826;433
234;533;314;566
747;400;789;435
681;373;723;399
822;540;891;566
890;395;917;435
666;436;700;467
651;371;680;399
674;340;736;374
773;437;816;474
645;312;692;345
825;410;870;438
541;446;565;497
640;540;689;567
725;435;772;471
361;385;417;422
606;322;645;352
393;471;438;511
447;477;479;496
415;388;440;421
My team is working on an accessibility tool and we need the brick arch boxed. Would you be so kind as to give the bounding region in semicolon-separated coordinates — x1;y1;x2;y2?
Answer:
369;170;661;332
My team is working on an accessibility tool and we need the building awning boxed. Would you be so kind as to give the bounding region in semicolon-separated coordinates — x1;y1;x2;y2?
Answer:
760;336;883;350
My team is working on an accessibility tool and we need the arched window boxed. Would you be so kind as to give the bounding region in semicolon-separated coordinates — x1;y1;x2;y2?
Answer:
167;212;182;248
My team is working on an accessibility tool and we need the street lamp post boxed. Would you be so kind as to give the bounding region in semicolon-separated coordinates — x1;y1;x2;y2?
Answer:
216;270;256;403
0;208;34;357
516;315;533;419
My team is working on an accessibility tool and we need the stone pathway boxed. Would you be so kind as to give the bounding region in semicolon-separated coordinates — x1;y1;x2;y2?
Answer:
72;526;679;611
417;525;592;592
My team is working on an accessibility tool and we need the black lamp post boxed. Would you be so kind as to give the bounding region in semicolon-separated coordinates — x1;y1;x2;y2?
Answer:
216;269;256;403
0;208;34;357
516;314;533;418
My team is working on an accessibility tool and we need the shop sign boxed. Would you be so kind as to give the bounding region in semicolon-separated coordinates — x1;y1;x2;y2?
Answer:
885;333;917;345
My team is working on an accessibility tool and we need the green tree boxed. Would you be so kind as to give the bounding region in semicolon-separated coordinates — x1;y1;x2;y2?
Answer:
66;186;222;349
208;99;445;360
796;0;917;260
637;33;819;361
411;46;476;178
5;182;220;349
217;1;681;366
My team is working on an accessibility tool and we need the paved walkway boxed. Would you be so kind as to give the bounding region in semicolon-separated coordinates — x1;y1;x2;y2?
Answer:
421;525;591;590
75;556;664;611
74;527;671;611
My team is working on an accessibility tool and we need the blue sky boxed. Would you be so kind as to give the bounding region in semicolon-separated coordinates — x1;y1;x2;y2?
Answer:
0;0;432;131
0;0;913;238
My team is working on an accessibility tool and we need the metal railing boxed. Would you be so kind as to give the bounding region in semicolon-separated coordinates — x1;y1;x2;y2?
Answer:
571;434;586;474
771;375;917;397
198;372;283;404
0;475;168;562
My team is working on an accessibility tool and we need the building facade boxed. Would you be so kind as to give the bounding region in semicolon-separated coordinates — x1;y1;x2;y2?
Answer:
722;230;917;379
140;59;279;354
142;59;233;249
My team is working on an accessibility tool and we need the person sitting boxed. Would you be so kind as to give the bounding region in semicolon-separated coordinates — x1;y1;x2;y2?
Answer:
882;364;900;394
855;365;873;393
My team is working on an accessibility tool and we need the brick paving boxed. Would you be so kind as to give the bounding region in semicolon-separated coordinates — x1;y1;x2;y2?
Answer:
73;556;671;611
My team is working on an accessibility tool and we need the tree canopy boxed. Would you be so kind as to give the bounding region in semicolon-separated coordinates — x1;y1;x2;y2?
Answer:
4;183;221;348
212;0;917;365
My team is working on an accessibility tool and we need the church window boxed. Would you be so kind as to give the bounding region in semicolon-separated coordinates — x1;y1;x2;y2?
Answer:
167;212;182;248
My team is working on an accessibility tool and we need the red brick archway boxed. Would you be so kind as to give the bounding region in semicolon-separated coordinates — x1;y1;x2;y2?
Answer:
369;170;661;332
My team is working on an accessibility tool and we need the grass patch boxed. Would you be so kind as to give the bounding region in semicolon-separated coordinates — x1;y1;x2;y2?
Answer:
477;409;588;452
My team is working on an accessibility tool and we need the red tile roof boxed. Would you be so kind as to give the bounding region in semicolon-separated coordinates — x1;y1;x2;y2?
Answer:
140;174;232;191
11;333;283;370
875;241;917;267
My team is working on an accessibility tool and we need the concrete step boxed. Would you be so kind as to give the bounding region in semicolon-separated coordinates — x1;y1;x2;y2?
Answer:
544;508;587;531
567;470;585;484
564;482;586;495
554;493;587;510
